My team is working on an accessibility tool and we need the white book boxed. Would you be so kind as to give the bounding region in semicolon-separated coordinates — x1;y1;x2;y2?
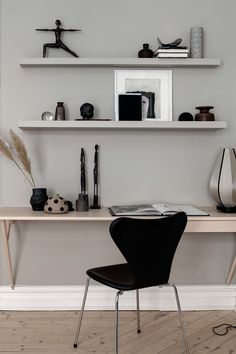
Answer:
109;203;208;216
157;53;189;58
152;203;208;216
157;49;189;53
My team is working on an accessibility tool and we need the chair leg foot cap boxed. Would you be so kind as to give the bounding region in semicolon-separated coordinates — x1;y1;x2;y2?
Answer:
73;343;78;348
137;329;141;333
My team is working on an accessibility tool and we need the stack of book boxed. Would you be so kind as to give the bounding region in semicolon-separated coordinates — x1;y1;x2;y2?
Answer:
156;46;189;58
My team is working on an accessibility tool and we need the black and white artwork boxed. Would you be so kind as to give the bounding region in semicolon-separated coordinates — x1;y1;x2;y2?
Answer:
114;70;172;121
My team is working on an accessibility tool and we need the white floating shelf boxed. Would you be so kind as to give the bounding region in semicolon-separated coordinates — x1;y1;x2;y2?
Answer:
18;120;227;131
19;58;221;68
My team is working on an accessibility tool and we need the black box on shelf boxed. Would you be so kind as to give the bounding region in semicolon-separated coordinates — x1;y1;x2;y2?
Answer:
118;94;142;121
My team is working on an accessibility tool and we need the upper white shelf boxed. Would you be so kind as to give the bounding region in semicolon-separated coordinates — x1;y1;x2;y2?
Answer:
19;58;221;68
18;120;227;131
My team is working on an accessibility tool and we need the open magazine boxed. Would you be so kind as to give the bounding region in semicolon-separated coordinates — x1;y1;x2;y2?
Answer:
109;203;209;216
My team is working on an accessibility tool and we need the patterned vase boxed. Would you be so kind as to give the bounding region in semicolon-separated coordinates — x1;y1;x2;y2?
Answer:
44;194;69;214
209;148;236;212
190;27;203;58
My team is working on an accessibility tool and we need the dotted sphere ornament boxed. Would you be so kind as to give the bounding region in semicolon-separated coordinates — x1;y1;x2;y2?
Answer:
44;194;69;214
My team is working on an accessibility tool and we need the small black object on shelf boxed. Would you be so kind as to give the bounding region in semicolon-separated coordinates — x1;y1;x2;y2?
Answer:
90;144;101;209
75;118;111;121
178;112;194;121
138;43;154;58
80;103;94;120
67;200;74;211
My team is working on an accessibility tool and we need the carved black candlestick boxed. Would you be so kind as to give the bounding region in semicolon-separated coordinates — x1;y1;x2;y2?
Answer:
90;144;101;209
76;148;89;211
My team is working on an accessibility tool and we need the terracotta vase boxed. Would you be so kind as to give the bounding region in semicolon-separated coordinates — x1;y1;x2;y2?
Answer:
195;106;215;121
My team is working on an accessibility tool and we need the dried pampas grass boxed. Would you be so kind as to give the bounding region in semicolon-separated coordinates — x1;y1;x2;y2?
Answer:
10;129;32;172
0;130;36;188
0;138;14;160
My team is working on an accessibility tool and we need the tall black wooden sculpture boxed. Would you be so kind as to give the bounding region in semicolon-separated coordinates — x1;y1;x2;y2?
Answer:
76;148;89;211
91;145;100;209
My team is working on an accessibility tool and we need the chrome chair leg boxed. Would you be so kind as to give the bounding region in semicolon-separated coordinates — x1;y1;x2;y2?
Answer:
73;277;90;348
136;289;141;333
168;283;190;354
115;290;123;354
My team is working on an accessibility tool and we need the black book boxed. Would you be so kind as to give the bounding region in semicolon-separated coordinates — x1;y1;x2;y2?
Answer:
118;94;142;121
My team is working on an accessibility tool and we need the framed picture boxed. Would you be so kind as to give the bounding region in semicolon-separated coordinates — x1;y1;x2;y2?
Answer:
114;70;172;121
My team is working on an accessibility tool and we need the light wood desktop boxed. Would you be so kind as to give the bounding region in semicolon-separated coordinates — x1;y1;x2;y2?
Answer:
0;206;235;289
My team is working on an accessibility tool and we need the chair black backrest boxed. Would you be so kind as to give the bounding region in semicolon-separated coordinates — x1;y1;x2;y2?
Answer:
109;212;187;289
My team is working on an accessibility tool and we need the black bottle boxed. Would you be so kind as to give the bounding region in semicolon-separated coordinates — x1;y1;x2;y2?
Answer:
55;102;65;120
138;43;154;58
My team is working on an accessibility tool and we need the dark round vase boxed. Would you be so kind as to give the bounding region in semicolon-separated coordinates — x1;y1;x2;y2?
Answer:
138;43;154;58
195;106;215;121
30;188;48;211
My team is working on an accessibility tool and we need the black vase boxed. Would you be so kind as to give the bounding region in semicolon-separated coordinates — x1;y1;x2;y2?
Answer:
138;43;154;58
55;102;65;120
30;188;48;211
195;106;215;121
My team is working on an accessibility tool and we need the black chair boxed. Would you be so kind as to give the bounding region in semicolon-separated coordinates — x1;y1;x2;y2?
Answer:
73;212;189;354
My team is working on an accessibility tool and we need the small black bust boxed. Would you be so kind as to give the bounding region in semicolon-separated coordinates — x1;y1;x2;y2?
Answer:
80;103;94;120
178;112;194;121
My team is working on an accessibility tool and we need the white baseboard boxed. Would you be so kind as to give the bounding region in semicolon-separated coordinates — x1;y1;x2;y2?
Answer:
0;285;235;311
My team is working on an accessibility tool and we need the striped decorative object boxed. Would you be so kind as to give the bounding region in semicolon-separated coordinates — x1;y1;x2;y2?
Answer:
210;148;236;212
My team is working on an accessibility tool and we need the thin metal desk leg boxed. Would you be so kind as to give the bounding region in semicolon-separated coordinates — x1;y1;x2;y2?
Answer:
226;255;236;284
1;220;14;289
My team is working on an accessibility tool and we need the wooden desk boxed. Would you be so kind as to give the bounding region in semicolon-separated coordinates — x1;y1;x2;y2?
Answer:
0;206;235;288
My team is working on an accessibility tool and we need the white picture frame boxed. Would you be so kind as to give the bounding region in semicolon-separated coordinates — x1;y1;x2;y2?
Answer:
114;70;172;121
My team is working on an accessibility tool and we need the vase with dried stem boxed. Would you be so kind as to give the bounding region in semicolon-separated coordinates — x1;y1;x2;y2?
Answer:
0;130;47;211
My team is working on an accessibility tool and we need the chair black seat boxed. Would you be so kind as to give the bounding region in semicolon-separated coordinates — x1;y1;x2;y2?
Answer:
87;263;136;291
74;213;190;354
87;213;188;291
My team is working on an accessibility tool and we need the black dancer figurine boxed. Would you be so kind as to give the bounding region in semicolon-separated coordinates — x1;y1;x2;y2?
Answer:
91;144;100;209
36;19;81;58
76;148;89;212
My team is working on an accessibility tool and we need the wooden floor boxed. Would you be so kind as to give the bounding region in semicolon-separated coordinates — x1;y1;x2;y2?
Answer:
0;310;235;353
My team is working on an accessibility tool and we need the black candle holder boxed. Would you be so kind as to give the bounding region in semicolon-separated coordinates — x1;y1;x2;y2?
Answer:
76;193;89;212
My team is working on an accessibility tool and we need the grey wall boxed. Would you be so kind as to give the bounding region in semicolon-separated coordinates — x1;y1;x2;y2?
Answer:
0;0;235;285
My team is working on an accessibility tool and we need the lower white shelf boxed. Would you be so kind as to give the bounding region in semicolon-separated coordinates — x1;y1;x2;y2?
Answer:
17;120;227;131
17;120;227;130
